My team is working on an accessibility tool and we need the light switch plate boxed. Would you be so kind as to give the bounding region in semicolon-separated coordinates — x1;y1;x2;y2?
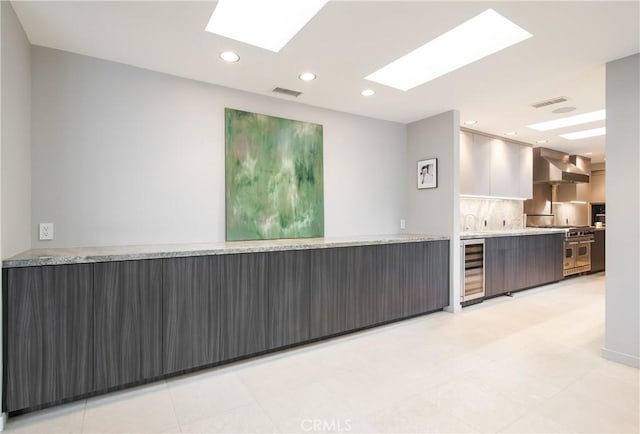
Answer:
400;219;406;230
39;223;54;240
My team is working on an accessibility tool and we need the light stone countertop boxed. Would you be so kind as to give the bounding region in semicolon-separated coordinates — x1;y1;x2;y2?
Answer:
3;234;449;268
460;227;567;240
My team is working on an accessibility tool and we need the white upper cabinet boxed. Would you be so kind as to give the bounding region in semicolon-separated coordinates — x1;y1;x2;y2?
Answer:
519;146;533;199
460;131;491;196
490;137;520;198
460;131;533;199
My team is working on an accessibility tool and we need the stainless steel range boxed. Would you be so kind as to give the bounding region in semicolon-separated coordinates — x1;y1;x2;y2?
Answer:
563;227;595;277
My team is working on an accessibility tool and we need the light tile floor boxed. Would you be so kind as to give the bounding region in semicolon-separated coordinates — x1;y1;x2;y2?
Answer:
5;273;639;433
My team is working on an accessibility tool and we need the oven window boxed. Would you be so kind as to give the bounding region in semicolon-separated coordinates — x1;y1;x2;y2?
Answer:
565;249;573;259
578;246;588;256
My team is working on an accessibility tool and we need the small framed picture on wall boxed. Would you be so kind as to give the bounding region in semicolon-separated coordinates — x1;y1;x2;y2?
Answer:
417;158;437;189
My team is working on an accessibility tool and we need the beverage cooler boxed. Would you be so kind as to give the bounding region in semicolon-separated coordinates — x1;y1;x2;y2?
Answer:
461;239;485;302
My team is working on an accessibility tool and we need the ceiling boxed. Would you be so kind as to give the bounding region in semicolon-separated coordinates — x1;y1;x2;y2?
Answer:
11;1;640;163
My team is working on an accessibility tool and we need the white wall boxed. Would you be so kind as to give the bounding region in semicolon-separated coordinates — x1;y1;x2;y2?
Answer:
406;110;460;312
1;1;31;258
0;0;3;426
31;47;407;248
603;53;640;368
1;0;34;424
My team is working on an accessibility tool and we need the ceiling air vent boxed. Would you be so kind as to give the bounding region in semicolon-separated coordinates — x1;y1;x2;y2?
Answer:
531;96;568;109
272;87;302;98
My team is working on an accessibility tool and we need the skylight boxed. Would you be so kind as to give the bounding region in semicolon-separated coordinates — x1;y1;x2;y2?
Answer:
528;109;606;131
560;127;606;140
205;0;329;53
365;9;532;91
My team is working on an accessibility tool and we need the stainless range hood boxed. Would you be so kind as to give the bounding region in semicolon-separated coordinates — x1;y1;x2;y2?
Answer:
533;147;590;184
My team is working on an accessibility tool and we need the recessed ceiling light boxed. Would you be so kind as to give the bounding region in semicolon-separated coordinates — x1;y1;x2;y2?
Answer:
364;9;532;91
560;127;606;140
464;120;477;125
528;109;606;131
299;72;316;81
584;152;593;156
219;51;240;63
361;89;375;97
205;0;329;52
536;139;548;144
505;131;517;136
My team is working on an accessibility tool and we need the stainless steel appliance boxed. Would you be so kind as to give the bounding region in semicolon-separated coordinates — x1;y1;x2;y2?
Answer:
591;203;606;226
533;147;590;185
461;239;485;302
564;227;595;277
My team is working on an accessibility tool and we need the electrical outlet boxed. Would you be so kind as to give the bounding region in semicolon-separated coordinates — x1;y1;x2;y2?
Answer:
39;223;54;241
400;219;406;230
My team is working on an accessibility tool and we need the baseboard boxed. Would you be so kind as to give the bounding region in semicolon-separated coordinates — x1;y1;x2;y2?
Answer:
602;347;640;368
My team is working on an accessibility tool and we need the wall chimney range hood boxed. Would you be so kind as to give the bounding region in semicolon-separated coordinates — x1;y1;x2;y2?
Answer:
533;147;590;184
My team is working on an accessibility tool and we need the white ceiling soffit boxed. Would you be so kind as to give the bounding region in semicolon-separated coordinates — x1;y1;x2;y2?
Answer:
11;1;640;161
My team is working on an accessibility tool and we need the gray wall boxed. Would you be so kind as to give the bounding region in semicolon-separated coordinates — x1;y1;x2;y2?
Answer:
406;110;460;312
1;1;31;259
604;53;639;368
31;47;407;248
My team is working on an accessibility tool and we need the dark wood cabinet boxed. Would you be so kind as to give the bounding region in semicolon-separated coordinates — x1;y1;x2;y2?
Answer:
345;246;381;330
401;241;449;314
309;241;449;339
378;244;404;321
4;264;93;412
485;234;563;299
267;250;310;348
162;256;222;374
521;234;562;289
220;253;268;360
309;247;349;338
485;236;519;296
591;230;605;272
94;260;162;390
3;240;449;413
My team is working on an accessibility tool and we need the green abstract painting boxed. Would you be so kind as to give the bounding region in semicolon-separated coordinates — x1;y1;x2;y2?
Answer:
225;108;324;241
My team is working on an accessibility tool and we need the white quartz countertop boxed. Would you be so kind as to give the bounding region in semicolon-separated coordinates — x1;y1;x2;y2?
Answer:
460;228;567;240
3;234;449;268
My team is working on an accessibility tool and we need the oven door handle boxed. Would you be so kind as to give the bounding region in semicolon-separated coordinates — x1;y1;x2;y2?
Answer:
567;241;579;245
581;240;595;244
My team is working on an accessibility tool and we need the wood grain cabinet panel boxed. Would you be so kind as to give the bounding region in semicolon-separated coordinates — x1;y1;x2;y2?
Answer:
485;237;508;297
522;234;561;288
94;260;162;390
4;264;93;412
163;256;221;374
485;234;563;299
400;241;449;315
487;236;520;296
423;240;450;311
309;248;349;338
591;230;606;273
267;250;310;349
345;246;381;330
221;253;269;360
377;244;404;322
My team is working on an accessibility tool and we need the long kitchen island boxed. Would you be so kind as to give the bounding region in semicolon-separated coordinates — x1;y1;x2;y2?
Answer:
2;235;449;413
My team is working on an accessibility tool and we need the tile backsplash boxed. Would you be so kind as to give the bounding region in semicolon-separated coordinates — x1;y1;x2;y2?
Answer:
460;197;524;232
